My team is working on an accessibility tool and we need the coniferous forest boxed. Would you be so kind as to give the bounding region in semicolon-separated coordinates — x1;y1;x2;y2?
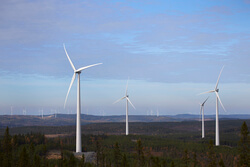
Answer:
0;120;249;167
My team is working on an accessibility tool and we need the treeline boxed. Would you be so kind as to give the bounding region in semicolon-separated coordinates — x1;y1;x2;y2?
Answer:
1;120;249;137
0;121;249;166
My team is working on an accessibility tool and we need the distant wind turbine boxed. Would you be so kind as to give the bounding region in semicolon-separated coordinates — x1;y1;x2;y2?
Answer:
113;79;135;135
199;66;226;146
199;97;209;138
23;108;26;115
63;44;102;153
10;106;13;116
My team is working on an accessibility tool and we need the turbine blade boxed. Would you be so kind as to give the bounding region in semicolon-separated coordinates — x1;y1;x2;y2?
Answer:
202;97;209;106
64;73;76;108
215;66;225;90
198;90;214;95
125;77;129;96
127;97;136;109
76;63;102;72
200;106;202;115
113;96;126;104
63;44;76;71
215;92;226;112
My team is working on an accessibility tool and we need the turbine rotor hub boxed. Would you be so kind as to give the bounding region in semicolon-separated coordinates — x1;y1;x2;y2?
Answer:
216;89;219;92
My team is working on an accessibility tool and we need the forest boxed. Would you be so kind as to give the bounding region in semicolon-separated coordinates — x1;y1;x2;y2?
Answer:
0;120;249;167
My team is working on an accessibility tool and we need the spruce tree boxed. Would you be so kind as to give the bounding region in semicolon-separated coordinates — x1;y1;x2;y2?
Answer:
80;154;85;167
68;154;76;167
121;154;129;167
2;127;12;167
182;149;189;167
207;140;216;167
136;139;145;167
19;147;29;167
193;151;198;167
95;139;101;167
170;161;175;167
113;142;122;167
238;121;249;167
218;158;225;167
33;154;41;167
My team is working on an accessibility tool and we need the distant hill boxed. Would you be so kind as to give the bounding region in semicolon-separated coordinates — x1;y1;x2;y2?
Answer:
173;114;250;120
0;114;249;127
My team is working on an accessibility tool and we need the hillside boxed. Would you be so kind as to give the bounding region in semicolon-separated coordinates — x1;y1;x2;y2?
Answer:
0;114;249;127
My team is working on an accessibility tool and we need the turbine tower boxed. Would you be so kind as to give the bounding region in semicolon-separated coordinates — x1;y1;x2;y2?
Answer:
63;44;102;153
200;66;226;146
199;97;209;138
113;79;135;135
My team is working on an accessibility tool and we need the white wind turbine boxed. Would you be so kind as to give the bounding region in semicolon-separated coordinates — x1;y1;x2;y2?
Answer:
199;97;209;139
63;44;102;153
200;66;226;146
113;79;135;135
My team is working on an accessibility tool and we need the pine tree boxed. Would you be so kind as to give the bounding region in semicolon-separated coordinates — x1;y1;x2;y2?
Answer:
2;126;12;167
113;142;122;167
207;140;216;167
80;154;85;167
218;158;225;167
68;154;76;167
151;156;161;167
19;147;29;167
136;139;145;167
238;121;249;167
29;143;35;166
121;154;129;167
182;149;189;167
95;139;101;167
170;161;175;167
33;154;41;167
192;151;198;167
161;159;167;167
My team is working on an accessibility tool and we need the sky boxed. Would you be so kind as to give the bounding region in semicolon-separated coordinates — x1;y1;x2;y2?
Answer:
0;0;250;116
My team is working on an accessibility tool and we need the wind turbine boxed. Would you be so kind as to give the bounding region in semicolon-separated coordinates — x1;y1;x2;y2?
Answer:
10;106;13;116
113;79;135;135
63;44;102;153
200;66;226;146
23;108;26;116
199;97;209;139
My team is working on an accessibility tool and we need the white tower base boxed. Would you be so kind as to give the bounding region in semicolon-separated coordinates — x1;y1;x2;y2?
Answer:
76;73;82;153
126;99;129;135
215;97;219;146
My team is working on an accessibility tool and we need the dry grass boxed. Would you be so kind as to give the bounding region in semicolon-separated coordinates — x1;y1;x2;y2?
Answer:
46;150;61;159
45;133;73;138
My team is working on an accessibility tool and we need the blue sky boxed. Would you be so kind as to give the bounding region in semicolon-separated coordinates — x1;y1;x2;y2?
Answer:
0;0;250;115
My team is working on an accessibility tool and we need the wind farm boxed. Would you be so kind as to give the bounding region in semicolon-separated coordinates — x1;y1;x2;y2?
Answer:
0;0;250;166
